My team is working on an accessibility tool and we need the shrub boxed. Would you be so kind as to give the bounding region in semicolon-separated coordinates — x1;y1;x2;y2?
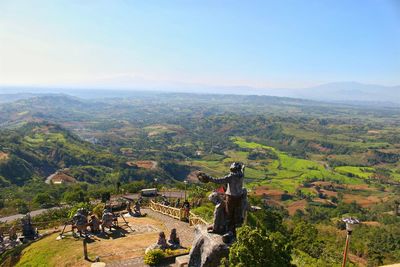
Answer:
227;225;292;267
144;249;165;266
92;203;105;218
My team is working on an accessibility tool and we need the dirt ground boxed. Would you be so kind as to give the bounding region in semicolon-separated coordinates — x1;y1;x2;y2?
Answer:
252;186;285;200
16;216;167;267
127;160;158;169
342;194;387;208
286;200;308;215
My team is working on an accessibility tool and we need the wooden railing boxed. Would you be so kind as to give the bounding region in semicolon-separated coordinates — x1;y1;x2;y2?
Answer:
149;200;185;221
189;211;208;226
149;201;208;226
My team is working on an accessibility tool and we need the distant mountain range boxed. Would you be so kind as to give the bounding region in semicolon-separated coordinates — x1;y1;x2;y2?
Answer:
0;81;399;106
259;82;400;105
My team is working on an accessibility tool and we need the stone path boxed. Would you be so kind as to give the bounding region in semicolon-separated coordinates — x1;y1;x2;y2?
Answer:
107;208;195;267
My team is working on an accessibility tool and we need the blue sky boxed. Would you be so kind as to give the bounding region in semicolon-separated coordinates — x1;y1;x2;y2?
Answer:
0;0;399;88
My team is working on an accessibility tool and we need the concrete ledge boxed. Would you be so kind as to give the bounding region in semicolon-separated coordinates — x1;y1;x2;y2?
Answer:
175;255;189;267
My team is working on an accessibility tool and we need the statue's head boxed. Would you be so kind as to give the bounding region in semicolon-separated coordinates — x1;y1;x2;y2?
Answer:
230;162;243;173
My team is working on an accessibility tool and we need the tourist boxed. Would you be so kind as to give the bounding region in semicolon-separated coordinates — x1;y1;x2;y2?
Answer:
157;231;168;250
168;228;181;249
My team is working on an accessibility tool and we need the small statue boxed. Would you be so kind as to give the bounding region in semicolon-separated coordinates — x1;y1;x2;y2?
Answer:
9;225;17;241
89;214;100;233
133;201;142;217
72;208;88;237
168;228;181;249
197;162;245;236
101;208;115;232
208;192;227;235
21;213;37;240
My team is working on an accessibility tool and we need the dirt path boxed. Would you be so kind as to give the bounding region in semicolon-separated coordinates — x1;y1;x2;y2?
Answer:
107;208;195;267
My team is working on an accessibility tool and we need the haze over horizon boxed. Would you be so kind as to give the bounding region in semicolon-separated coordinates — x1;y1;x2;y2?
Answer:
1;0;400;91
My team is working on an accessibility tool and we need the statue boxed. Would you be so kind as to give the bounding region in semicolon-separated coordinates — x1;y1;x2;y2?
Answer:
207;192;227;235
168;228;181;249
133;201;142;217
8;226;17;241
72;208;88;237
101;207;115;232
89;214;100;233
21;213;37;240
197;162;246;236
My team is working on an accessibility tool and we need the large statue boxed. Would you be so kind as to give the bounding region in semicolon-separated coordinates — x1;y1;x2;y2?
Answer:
197;162;245;236
72;208;88;237
208;192;227;235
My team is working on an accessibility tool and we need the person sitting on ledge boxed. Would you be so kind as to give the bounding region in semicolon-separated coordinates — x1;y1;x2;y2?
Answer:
168;228;181;249
157;231;168;250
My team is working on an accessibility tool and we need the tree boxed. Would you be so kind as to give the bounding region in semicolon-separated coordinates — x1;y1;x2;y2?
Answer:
63;189;86;204
13;199;30;214
291;221;324;258
226;226;292;267
33;192;53;208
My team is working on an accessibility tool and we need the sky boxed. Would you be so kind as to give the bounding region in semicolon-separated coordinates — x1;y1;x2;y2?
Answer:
0;0;399;89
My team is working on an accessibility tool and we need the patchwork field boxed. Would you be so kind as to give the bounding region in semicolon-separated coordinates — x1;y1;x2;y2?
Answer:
190;136;397;211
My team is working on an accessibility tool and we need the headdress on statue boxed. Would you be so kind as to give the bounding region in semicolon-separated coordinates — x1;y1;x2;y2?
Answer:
230;162;244;173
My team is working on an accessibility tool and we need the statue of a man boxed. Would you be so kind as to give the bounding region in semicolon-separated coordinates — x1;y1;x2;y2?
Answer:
21;213;36;239
72;208;88;237
197;162;245;235
101;208;115;232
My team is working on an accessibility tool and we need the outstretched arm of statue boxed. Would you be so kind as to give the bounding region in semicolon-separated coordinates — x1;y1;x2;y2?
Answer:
204;173;233;184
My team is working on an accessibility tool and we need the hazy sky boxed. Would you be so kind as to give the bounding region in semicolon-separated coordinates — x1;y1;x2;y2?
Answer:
0;0;399;89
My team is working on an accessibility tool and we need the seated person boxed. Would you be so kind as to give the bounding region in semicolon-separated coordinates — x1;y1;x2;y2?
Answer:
157;231;168;250
168;228;181;249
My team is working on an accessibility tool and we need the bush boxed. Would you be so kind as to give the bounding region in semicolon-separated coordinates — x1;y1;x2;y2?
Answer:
144;249;165;266
227;225;292;267
92;203;105;218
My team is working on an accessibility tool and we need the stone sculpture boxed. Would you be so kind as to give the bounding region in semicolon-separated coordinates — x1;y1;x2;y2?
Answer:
197;162;246;236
